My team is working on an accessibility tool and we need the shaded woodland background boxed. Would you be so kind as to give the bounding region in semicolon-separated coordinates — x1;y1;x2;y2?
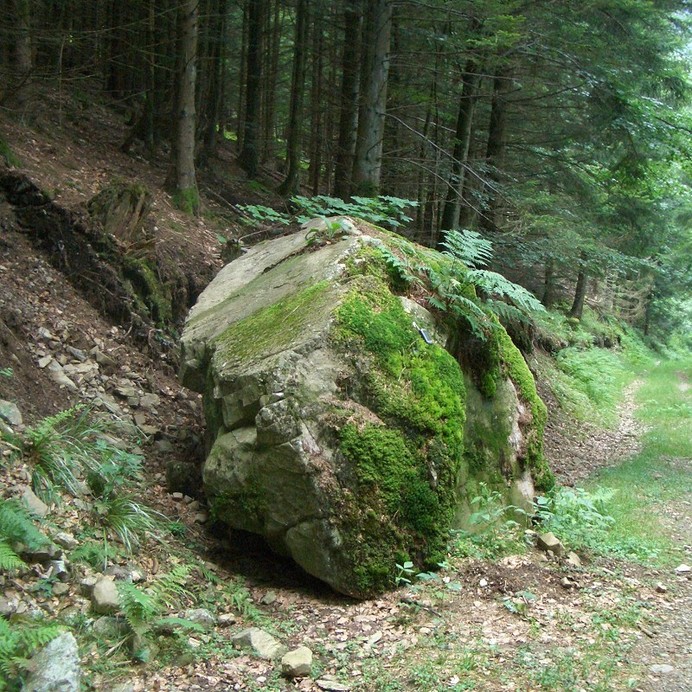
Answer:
1;0;690;344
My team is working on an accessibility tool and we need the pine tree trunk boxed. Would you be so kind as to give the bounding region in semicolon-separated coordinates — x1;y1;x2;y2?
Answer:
439;59;480;240
278;0;309;197
13;0;33;109
168;0;200;214
481;65;513;232
238;0;266;178
569;254;588;319
542;258;555;307
333;0;363;199
352;0;392;197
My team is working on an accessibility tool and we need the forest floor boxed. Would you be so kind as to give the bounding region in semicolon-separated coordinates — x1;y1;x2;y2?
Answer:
1;93;690;691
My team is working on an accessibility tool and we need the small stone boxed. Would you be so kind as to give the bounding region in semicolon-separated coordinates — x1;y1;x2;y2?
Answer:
650;664;675;675
536;532;565;557
183;608;216;630
218;613;237;626
0;400;23;426
80;575;98;596
674;564;690;574
565;551;581;568
37;355;53;369
52;583;70;597
47;361;78;391
316;679;351;692
478;578;488;588
53;532;79;550
260;590;277;605
155;439;174;453
171;492;184;502
188;500;200;511
194;511;208;524
560;577;575;589
91;577;120;615
115;384;138;399
22;486;49;518
139;393;161;410
65;346;87;362
655;583;667;593
281;646;313;678
231;627;288;660
0;596;18;617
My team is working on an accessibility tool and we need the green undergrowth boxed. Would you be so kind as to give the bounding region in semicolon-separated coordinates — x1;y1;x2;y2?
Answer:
536;356;690;565
576;357;691;565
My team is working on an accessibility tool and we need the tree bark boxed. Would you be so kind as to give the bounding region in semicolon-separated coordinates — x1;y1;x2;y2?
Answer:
238;0;266;178
480;65;513;232
278;0;310;197
542;257;555;307
168;0;200;214
569;254;588;319
333;0;363;199
439;59;480;240
352;0;392;197
13;0;33;109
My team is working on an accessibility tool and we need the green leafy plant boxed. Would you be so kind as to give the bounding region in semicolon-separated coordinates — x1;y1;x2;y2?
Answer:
15;405;106;500
379;230;545;340
0;367;12;378
0;498;50;572
117;565;198;660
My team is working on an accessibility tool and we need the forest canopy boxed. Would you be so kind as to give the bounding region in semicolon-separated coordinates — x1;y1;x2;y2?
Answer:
1;0;690;345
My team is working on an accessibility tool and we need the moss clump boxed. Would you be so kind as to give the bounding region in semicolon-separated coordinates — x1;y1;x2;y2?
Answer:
213;281;334;372
172;186;200;215
495;327;553;491
0;137;21;167
332;273;466;592
122;255;173;325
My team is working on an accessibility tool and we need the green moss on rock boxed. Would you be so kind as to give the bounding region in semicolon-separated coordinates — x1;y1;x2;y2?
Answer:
213;281;334;371
332;274;466;591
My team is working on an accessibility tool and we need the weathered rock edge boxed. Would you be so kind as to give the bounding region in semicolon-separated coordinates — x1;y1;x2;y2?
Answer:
180;218;551;597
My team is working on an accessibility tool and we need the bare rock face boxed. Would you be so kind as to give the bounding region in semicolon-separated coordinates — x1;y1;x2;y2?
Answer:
180;218;551;597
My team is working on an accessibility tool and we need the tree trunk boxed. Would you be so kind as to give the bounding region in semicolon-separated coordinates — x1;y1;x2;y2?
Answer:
333;0;363;199
352;0;392;197
308;11;325;195
278;0;310;197
480;65;513;232
13;0;33;109
439;59;480;240
238;0;266;178
542;257;555;307
168;0;200;214
261;0;281;164
569;254;588;319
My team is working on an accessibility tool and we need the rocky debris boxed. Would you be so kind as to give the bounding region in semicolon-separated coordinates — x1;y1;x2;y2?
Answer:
674;564;690;574
0;398;22;425
53;531;79;550
316;677;351;691
91;577;120;614
565;551;581;568
22;486;49;518
650;664;675;675
281;646;313;677
231;627;288;660
182;608;216;630
23;632;81;692
536;532;565;557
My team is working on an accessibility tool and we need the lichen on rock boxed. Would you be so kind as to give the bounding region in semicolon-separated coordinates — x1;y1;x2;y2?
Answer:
179;218;552;597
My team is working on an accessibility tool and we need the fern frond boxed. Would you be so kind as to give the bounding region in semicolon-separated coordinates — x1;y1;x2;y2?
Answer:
441;230;494;268
467;270;545;314
149;565;191;609
0;499;49;552
117;581;158;635
0;540;25;572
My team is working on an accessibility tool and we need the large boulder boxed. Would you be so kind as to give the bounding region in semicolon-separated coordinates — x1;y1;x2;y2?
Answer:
180;218;552;597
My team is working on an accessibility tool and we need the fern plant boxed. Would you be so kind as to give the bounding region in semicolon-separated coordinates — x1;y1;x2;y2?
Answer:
379;229;545;340
0;499;50;572
0;618;63;691
117;566;200;660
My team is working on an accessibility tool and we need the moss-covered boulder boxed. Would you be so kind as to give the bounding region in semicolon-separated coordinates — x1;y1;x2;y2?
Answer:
180;218;552;598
